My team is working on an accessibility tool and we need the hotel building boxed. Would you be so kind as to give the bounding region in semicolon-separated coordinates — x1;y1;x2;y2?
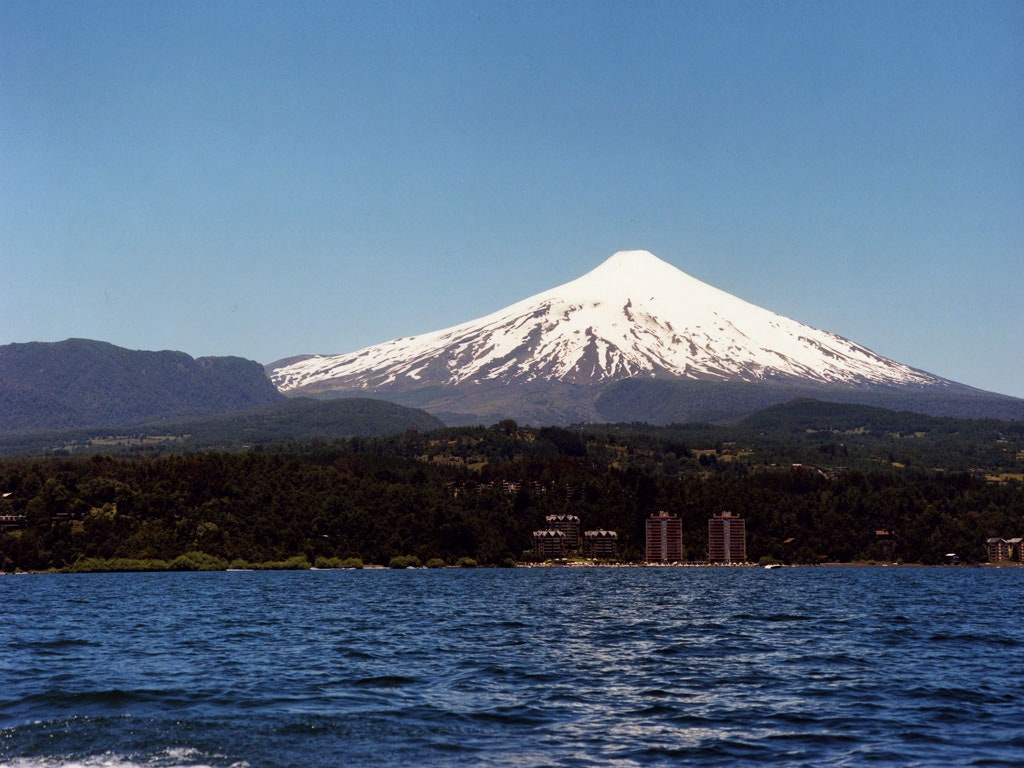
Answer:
708;511;746;563
533;529;567;559
646;511;682;563
583;529;619;560
545;514;581;550
986;537;1023;563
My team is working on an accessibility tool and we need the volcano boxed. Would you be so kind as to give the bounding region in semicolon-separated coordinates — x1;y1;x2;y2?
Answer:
268;251;1020;425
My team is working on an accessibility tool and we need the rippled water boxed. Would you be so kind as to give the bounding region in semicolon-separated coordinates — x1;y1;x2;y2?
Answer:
2;567;1022;767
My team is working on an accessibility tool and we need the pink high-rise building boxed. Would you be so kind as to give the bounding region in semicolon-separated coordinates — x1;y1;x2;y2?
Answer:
646;511;682;563
708;511;746;563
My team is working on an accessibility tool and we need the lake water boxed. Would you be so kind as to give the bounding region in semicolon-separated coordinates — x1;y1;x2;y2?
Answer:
1;567;1022;767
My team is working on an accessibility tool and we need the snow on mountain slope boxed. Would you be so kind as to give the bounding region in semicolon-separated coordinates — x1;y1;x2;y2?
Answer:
270;250;946;395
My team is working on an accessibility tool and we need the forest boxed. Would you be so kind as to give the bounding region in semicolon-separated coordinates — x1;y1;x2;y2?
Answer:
2;403;1022;572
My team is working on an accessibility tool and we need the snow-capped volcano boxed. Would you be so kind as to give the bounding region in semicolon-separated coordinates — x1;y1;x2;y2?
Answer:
270;250;944;396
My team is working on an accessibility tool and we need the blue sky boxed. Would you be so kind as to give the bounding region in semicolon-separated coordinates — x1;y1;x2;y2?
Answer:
2;1;1022;398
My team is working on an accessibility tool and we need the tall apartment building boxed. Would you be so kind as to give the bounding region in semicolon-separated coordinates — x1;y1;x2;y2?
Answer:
708;511;746;563
545;514;581;550
646;511;682;563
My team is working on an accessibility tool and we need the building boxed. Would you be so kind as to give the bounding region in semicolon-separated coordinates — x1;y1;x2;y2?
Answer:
583;530;619;560
986;537;1024;563
646;511;682;563
0;514;26;530
708;511;746;564
545;514;581;550
533;529;567;559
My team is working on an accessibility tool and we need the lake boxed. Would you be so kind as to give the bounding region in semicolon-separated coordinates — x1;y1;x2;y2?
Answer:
2;566;1022;767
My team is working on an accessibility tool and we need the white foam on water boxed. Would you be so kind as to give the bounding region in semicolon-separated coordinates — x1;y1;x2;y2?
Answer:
0;749;249;768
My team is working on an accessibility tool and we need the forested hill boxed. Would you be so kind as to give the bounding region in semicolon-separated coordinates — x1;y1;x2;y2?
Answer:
1;402;1021;572
0;339;283;433
0;397;446;457
739;398;1018;433
593;378;1024;424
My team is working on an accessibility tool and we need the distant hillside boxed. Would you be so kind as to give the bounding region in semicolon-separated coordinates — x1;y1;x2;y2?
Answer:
736;399;993;434
0;397;446;456
593;378;1024;425
166;397;446;447
0;339;284;433
584;398;1024;477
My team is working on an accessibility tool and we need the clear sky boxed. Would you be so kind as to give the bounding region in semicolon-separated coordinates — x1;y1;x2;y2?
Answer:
2;1;1022;398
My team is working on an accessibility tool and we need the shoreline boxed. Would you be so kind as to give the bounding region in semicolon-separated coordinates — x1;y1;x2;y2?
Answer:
4;561;1021;575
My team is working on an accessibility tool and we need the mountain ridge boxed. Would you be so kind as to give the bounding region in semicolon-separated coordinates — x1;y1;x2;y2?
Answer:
0;338;284;433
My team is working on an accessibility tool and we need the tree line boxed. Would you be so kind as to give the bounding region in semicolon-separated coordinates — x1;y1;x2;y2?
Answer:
1;420;1021;571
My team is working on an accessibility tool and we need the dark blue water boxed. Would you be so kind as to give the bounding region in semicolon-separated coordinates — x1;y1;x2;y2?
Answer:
2;567;1022;767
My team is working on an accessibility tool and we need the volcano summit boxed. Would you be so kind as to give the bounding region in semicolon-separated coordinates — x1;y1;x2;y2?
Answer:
269;251;1018;425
